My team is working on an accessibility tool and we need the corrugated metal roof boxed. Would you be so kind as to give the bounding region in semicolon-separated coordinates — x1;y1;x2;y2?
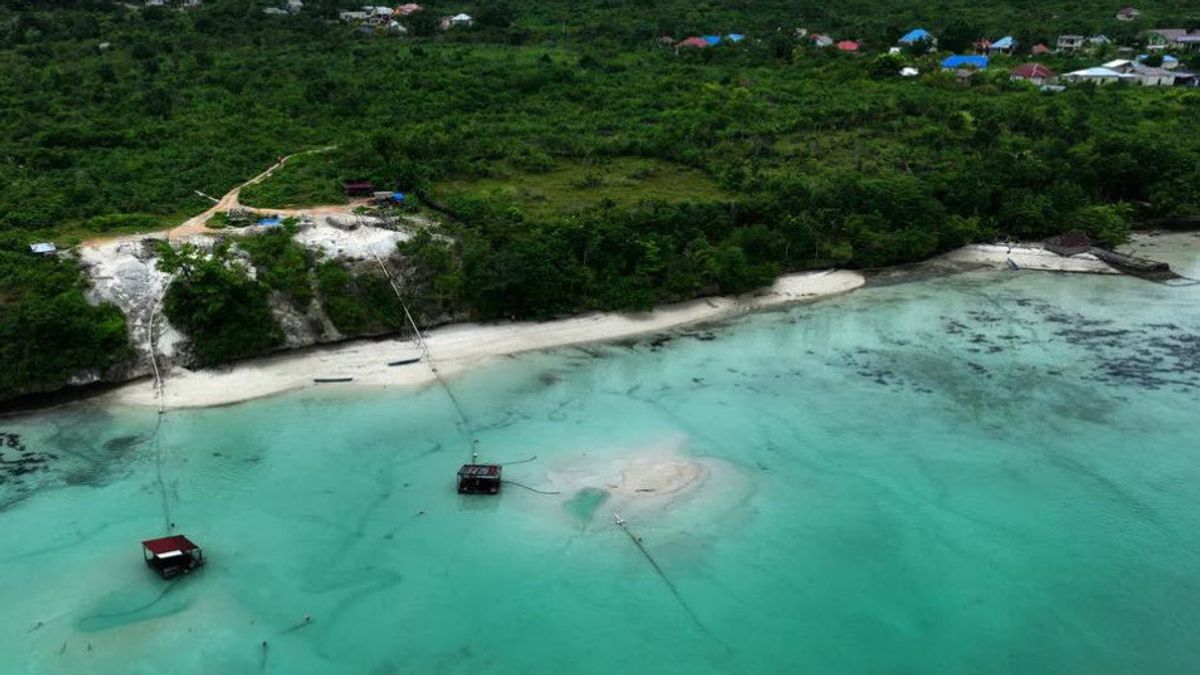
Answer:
899;28;932;43
941;55;989;69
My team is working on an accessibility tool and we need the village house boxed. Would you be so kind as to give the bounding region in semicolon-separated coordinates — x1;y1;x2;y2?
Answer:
1115;6;1141;22
809;34;834;48
1104;57;1191;85
1131;65;1177;86
1141;53;1181;69
1146;29;1200;52
1056;35;1085;51
1088;35;1113;47
286;0;303;14
393;3;423;15
441;13;473;29
29;243;56;256
836;40;860;52
988;35;1017;54
1031;43;1051;55
366;6;394;23
1011;63;1056;85
1061;66;1134;84
898;28;936;47
676;36;710;50
941;55;989;70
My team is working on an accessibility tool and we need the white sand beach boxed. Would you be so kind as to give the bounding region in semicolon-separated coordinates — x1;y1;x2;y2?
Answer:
106;269;867;409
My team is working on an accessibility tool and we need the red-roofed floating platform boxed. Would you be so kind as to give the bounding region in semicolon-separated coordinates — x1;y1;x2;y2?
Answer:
142;535;205;579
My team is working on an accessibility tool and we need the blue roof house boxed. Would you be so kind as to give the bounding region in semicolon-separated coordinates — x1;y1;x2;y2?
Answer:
941;55;989;69
726;33;745;43
702;35;721;46
989;36;1016;53
899;28;935;45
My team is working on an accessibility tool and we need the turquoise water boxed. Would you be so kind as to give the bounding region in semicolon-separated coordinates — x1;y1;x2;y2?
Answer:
3;236;1200;674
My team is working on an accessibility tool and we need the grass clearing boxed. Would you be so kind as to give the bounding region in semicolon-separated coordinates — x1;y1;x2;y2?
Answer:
431;158;731;216
240;152;348;209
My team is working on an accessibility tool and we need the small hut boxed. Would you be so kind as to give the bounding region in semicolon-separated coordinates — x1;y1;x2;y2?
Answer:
142;535;205;579
29;242;56;255
457;464;501;494
1044;232;1092;257
343;180;375;198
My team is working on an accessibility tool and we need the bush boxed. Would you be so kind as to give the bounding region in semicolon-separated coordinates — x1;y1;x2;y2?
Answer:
315;261;406;335
157;241;284;366
0;247;130;398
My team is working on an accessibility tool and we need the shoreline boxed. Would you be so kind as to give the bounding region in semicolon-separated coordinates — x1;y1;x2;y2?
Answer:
102;269;867;410
15;236;1158;414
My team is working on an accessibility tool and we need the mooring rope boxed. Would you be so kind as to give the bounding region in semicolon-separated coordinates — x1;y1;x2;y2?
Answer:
613;513;709;634
499;455;539;466
499;479;560;495
80;579;181;625
372;252;477;460
147;281;173;532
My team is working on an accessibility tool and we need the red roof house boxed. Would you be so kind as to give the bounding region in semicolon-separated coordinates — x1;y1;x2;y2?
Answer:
1030;43;1051;55
676;37;710;49
1011;63;1057;83
836;40;860;52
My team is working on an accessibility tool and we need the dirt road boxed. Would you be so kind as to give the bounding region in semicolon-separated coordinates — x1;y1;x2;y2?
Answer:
84;146;347;247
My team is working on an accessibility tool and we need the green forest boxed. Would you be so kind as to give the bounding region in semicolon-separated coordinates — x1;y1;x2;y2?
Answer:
2;0;1200;398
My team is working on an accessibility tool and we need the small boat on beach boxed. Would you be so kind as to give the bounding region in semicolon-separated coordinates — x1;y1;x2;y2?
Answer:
313;377;354;383
387;356;422;367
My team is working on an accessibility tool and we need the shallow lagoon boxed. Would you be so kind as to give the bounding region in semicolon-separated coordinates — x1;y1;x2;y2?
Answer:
3;236;1200;674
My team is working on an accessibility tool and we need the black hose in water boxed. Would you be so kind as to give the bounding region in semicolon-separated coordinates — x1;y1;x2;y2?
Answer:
499;455;539;466
151;412;172;533
615;519;709;635
500;480;560;495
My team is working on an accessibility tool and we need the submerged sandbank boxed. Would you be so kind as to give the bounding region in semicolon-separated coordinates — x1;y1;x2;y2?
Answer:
104;269;866;410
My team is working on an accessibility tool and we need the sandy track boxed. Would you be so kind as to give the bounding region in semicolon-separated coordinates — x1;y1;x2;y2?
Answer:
83;147;345;247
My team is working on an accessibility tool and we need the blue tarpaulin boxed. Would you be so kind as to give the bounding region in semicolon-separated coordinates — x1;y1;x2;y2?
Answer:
941;55;989;69
702;35;721;45
391;192;406;202
899;28;933;44
257;216;282;226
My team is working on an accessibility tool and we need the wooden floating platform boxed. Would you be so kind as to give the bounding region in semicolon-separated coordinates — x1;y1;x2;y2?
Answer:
1090;248;1174;280
457;464;501;495
142;535;205;580
313;377;354;383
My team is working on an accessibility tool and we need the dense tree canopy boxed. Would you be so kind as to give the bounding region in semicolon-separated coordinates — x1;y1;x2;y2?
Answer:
2;0;1199;396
